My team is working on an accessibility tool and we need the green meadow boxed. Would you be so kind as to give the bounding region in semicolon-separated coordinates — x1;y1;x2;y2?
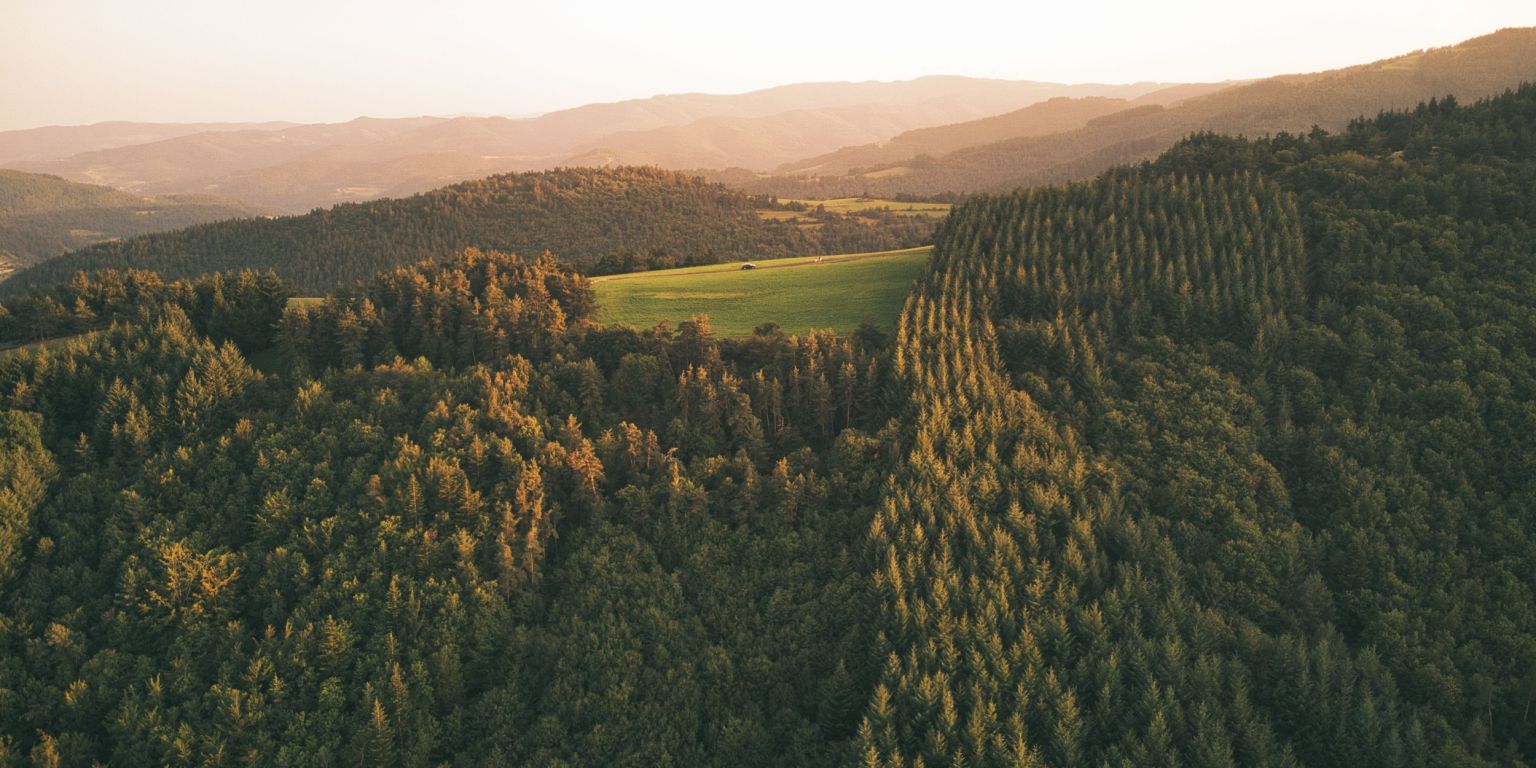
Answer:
758;197;951;224
592;246;931;337
782;197;951;217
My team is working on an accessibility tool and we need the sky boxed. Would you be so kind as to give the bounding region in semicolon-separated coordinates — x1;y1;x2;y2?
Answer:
3;0;1536;131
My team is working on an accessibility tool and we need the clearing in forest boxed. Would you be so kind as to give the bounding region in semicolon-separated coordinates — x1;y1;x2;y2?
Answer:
592;246;932;337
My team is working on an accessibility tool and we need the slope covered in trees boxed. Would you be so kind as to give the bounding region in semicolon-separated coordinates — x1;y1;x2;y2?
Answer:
1;83;1535;767
863;84;1536;766
0;247;901;765
0;268;290;350
0;170;262;277
1;167;935;296
751;27;1536;198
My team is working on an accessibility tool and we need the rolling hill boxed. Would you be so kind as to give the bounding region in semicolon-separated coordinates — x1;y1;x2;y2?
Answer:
747;27;1536;197
0;170;263;280
0;167;937;295
858;81;1536;768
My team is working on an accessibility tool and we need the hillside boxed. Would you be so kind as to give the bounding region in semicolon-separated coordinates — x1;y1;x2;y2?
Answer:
749;26;1536;196
864;83;1536;766
7;78;1176;212
774;82;1234;177
0;167;936;295
0;170;263;279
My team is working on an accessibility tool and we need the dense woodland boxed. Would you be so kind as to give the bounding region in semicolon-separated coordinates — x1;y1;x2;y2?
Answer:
0;84;1534;767
1;168;934;296
0;246;898;766
0;269;290;350
0;170;260;271
866;85;1536;766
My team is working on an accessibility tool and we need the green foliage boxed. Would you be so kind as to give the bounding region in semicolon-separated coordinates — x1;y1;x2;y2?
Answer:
0;247;895;765
0;410;54;584
281;248;592;371
4;167;935;296
0;268;292;352
863;84;1536;767
0;169;259;268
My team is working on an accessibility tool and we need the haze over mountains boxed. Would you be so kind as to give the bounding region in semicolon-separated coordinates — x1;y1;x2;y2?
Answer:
772;83;1237;177
751;26;1536;196
3;78;1176;212
0;121;299;166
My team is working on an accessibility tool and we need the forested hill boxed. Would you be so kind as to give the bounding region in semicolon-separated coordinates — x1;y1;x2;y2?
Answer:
865;85;1536;766
0;167;931;295
0;170;261;274
1;86;1536;766
752;26;1536;197
0;247;898;765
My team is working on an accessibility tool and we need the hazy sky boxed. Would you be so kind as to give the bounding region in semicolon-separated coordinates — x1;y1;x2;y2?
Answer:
3;0;1536;131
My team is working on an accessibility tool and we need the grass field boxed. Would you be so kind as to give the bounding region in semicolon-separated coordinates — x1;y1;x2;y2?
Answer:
592;246;931;337
782;197;950;217
758;197;950;224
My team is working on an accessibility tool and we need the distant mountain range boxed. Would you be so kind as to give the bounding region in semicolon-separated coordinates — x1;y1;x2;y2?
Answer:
559;80;1178;172
1;78;1178;212
772;83;1236;177
0;170;263;281
0;121;298;166
746;27;1536;196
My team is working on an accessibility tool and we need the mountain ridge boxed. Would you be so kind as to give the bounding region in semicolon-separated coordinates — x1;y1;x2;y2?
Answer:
6;78;1181;212
742;27;1536;196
